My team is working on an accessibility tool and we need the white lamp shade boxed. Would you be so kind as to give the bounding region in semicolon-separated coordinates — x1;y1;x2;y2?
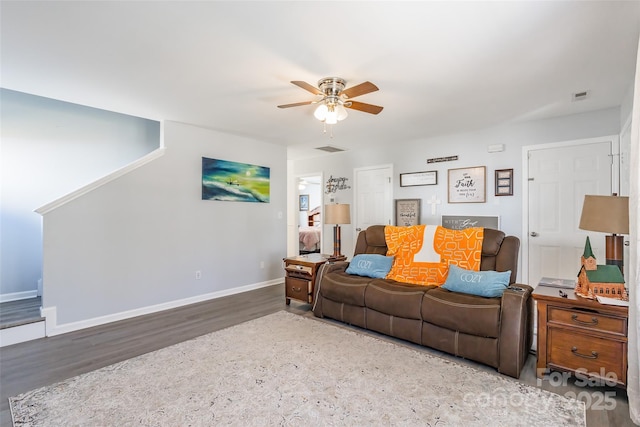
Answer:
314;104;328;121
336;104;348;121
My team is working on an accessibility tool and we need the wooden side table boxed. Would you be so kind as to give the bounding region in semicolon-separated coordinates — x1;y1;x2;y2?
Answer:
533;285;628;387
283;254;345;305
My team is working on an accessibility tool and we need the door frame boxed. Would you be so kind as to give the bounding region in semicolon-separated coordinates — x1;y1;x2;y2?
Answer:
353;163;394;243
295;171;324;253
521;134;620;286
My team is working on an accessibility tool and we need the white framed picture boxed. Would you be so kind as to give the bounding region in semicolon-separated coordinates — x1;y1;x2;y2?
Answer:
448;166;486;203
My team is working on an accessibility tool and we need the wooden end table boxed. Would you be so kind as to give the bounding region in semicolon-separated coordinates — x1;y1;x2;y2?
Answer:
283;253;345;305
532;285;628;387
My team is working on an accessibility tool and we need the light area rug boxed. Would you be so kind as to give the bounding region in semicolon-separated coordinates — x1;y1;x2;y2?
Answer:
10;311;585;426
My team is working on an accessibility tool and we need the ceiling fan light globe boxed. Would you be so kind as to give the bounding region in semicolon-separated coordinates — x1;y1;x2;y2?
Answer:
336;104;348;121
314;104;328;121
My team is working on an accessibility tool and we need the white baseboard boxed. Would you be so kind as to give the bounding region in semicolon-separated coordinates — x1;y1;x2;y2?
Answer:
0;290;38;303
0;321;46;347
43;279;283;337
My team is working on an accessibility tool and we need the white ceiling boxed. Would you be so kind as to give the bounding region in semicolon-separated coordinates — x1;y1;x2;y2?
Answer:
2;1;639;159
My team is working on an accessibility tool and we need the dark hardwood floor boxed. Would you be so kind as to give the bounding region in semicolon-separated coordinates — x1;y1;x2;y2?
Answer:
0;297;43;329
0;284;634;426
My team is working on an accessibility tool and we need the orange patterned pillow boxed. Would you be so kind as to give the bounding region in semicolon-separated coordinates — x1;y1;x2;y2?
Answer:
384;225;484;286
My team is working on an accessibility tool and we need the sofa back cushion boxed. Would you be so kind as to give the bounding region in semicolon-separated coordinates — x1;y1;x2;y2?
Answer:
354;225;388;255
354;225;519;284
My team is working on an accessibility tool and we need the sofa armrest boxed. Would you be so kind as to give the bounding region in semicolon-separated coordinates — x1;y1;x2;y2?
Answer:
320;260;349;275
498;283;534;378
312;261;349;317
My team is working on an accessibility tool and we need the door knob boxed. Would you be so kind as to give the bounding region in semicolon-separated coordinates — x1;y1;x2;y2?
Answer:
530;232;539;237
356;228;362;232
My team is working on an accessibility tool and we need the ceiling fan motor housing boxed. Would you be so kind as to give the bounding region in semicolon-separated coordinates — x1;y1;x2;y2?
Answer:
318;77;346;98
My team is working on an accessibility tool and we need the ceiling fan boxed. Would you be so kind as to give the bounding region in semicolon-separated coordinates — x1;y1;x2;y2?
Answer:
277;77;383;125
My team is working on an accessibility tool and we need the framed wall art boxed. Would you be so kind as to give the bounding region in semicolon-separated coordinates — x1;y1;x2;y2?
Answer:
399;171;437;187
395;199;421;226
299;194;309;211
442;215;500;230
495;168;513;196
201;157;270;203
447;166;486;203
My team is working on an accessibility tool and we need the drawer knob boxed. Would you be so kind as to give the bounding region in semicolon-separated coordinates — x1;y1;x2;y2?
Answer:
571;314;598;326
292;287;301;292
571;346;598;359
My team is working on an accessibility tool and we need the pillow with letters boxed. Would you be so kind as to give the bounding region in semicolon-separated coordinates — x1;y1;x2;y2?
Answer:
442;264;511;298
346;254;394;279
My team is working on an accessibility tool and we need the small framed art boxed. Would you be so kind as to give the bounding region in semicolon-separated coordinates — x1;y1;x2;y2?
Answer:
495;169;513;196
299;194;309;211
399;171;437;187
395;199;421;226
448;166;486;203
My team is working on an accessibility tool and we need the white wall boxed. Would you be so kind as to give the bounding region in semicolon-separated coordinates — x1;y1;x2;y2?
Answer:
0;89;160;300
291;107;622;271
41;120;287;328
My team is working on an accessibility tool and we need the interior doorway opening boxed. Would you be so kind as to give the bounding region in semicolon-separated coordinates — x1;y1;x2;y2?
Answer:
297;175;323;255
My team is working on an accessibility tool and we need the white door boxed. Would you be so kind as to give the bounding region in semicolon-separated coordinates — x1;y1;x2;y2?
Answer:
527;140;613;287
354;165;393;236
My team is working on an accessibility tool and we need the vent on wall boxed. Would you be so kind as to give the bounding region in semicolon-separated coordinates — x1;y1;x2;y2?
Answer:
572;90;589;101
315;145;346;153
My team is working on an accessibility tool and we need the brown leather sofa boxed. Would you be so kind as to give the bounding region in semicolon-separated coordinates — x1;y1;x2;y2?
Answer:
312;225;534;379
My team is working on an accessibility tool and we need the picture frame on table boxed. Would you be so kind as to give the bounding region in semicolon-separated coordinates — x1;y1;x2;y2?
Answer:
395;199;421;226
399;171;438;187
495;169;513;196
447;166;486;203
299;194;309;211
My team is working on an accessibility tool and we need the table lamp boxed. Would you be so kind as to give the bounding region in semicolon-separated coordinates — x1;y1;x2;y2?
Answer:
325;203;351;259
578;194;629;273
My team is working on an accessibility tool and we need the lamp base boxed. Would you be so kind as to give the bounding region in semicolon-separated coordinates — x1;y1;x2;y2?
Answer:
605;234;624;274
332;225;342;258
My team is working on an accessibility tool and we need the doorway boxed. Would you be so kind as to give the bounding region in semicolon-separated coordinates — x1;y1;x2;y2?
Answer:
522;136;618;287
353;164;394;238
297;175;323;255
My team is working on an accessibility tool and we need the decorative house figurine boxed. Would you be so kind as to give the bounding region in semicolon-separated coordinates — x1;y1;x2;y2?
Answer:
575;237;627;300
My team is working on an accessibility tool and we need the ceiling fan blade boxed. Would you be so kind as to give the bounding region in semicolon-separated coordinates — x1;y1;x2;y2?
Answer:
339;81;379;99
345;100;384;115
277;101;314;109
291;81;323;95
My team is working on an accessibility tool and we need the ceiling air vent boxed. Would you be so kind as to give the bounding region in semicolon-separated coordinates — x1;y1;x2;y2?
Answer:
315;145;345;153
572;91;589;101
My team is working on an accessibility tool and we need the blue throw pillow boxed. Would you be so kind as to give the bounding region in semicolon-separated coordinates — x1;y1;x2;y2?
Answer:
442;264;511;298
346;254;394;279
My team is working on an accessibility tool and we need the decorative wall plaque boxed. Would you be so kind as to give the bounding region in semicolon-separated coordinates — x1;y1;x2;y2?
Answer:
395;199;421;226
400;171;437;187
448;166;486;203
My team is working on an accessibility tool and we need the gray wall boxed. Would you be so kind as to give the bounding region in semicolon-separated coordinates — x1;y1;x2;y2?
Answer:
291;107;622;271
42;120;287;326
0;89;160;300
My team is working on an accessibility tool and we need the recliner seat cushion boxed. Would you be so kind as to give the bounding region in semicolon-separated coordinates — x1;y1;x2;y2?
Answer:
365;279;433;320
422;287;501;338
320;271;370;306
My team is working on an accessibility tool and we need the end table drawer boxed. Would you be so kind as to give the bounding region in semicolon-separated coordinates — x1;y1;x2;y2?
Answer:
549;307;627;336
286;277;312;303
285;264;313;275
548;328;626;384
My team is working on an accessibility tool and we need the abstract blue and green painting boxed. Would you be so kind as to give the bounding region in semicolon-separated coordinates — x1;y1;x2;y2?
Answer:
202;157;270;203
